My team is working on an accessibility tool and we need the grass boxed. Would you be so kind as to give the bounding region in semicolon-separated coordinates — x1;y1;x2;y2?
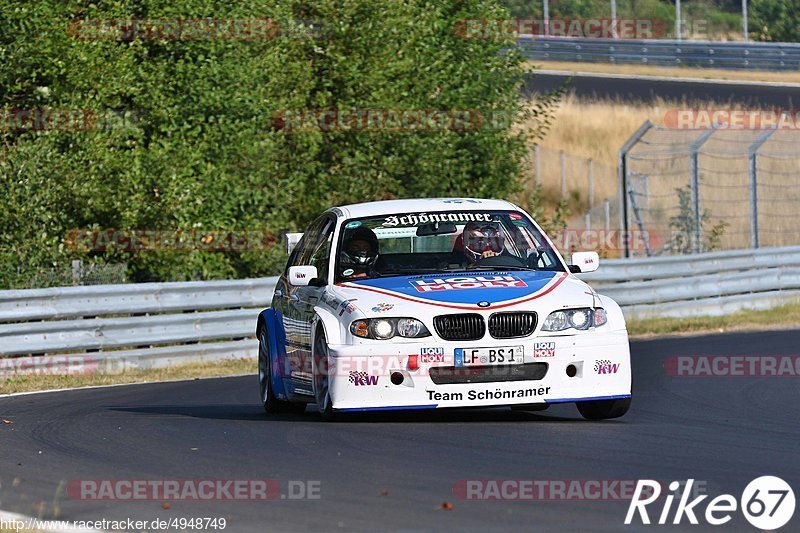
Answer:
529;60;800;85
0;358;255;395
518;92;800;252
627;302;800;337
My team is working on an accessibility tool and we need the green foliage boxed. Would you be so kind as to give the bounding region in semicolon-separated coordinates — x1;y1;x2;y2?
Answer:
750;0;800;42
665;187;728;254
0;0;544;288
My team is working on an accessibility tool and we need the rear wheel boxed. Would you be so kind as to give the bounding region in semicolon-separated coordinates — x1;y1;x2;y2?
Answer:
258;326;305;414
313;328;337;421
576;397;631;420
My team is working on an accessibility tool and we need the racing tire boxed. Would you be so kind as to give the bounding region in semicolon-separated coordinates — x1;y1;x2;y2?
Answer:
258;325;306;414
313;327;338;421
576;397;631;420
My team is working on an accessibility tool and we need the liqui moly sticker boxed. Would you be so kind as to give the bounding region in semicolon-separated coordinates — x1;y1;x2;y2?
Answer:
410;275;527;292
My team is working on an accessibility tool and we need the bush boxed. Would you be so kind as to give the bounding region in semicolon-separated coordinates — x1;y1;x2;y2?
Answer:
0;0;543;288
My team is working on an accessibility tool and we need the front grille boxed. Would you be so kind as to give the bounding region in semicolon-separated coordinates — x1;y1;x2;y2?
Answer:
434;314;485;341
429;363;548;385
488;312;537;339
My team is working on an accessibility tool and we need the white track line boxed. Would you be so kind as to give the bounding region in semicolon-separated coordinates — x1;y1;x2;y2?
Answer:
532;68;800;88
0;508;106;533
0;374;251;399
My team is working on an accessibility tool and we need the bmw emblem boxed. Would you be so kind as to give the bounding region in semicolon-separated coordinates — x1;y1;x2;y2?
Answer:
477;301;490;308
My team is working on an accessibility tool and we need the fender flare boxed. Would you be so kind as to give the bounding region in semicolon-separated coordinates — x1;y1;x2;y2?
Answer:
256;308;291;400
596;293;627;331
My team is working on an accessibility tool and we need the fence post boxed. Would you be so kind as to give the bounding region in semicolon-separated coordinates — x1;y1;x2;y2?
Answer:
560;150;566;199
588;159;594;208
689;129;716;253
618;120;653;258
748;129;775;249
534;144;541;187
71;260;83;285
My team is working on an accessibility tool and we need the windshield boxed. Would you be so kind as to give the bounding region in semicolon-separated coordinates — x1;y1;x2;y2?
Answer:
334;210;564;282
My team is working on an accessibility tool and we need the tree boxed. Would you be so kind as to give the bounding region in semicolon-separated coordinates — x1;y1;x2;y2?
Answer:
0;0;547;287
750;0;800;42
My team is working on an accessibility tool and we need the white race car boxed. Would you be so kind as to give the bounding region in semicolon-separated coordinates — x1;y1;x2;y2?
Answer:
256;198;631;420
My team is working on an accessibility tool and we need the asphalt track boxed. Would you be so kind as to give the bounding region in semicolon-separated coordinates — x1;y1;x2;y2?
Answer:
524;71;800;107
1;328;799;532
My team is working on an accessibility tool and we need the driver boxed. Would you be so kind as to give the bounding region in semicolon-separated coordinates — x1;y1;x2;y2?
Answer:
453;220;507;265
340;226;379;279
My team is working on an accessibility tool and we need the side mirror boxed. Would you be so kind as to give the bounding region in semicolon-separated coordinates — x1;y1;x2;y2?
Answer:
288;265;318;286
286;232;304;254
570;251;599;273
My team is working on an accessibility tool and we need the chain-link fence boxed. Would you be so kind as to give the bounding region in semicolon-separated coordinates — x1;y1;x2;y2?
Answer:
21;261;127;289
620;121;800;257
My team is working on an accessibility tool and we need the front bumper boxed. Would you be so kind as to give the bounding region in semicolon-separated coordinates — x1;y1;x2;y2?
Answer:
326;329;631;411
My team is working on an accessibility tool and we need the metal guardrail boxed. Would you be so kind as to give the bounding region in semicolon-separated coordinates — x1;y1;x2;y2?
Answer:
0;278;278;376
583;246;800;318
517;36;800;71
1;247;799;376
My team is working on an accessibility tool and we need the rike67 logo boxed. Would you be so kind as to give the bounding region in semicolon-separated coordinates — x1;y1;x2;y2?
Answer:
410;275;527;293
626;477;795;530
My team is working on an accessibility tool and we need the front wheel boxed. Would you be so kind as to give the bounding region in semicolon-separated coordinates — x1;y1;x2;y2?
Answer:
312;328;337;421
576;397;631;420
258;327;305;414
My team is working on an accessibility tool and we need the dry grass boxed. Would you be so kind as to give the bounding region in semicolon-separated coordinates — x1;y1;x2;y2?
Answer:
529;60;800;85
0;358;255;395
628;302;800;337
517;94;800;251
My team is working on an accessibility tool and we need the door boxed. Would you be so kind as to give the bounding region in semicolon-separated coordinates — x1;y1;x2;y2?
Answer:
277;215;335;396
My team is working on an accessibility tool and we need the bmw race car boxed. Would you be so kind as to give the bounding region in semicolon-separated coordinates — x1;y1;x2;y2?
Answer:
256;198;631;420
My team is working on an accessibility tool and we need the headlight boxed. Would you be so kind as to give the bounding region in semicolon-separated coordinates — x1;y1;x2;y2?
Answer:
350;318;431;339
542;308;606;331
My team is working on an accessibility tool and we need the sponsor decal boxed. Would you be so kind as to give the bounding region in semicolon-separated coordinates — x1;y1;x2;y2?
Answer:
419;347;446;364
595;359;620;374
427;386;550;401
533;342;556;358
337;299;357;316
345;221;361;229
371;302;394;312
348;371;378;386
410;275;527;292
382;212;492;227
509;212;523;220
342;268;354;276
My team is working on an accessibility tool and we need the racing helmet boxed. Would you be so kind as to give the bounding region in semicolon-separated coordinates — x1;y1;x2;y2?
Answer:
463;220;505;260
340;226;379;268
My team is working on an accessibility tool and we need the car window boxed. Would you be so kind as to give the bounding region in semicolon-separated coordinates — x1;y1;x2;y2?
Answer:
289;215;335;279
334;210;564;282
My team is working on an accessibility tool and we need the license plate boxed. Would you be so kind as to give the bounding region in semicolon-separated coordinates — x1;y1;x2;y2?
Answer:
455;346;523;367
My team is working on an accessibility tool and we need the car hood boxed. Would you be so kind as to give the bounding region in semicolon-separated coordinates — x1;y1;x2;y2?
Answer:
329;270;595;314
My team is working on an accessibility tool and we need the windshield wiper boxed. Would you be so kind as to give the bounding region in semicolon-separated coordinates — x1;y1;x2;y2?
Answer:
465;265;534;271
